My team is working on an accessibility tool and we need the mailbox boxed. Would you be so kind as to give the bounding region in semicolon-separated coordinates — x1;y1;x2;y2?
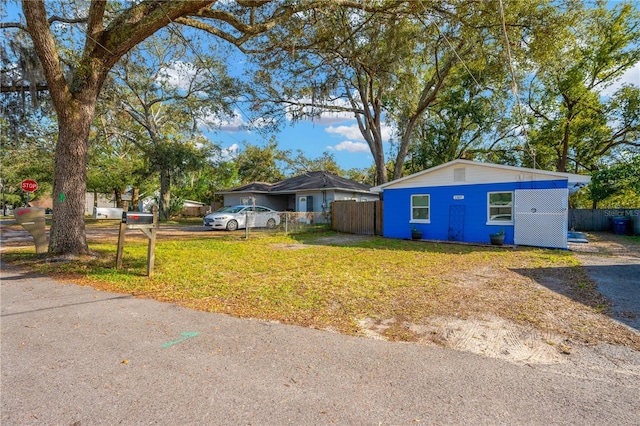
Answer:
122;212;154;225
94;207;124;220
117;206;158;277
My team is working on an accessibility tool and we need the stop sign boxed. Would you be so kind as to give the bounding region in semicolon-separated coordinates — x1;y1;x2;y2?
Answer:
21;179;38;192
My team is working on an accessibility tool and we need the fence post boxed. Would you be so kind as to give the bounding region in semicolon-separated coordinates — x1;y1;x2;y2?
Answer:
285;212;288;235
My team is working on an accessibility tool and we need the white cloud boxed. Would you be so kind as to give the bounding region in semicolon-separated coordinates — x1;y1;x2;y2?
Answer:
308;109;355;125
620;62;640;85
326;124;364;141
325;123;394;142
204;110;246;132
249;116;276;129
600;62;640;96
220;143;239;160
200;109;275;133
328;141;370;153
210;143;239;163
158;61;199;90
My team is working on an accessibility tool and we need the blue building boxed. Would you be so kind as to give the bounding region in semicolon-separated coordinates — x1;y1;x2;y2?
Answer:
371;160;591;249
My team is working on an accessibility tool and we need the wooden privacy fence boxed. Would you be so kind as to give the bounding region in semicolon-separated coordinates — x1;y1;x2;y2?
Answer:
331;200;383;235
569;208;640;234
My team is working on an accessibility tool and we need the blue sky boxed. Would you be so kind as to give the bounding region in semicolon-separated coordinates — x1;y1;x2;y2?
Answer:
207;108;388;172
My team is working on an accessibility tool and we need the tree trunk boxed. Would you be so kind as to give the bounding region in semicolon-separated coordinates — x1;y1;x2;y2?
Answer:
558;120;571;172
159;169;171;221
393;115;421;180
131;187;140;212
48;110;93;255
114;189;123;208
371;134;388;185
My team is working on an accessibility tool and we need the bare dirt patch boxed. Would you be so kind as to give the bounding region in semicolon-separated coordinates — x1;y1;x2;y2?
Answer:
359;315;569;365
353;231;639;365
271;243;310;250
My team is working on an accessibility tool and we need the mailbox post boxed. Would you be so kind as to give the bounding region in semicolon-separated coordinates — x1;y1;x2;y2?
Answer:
14;207;48;254
116;206;158;277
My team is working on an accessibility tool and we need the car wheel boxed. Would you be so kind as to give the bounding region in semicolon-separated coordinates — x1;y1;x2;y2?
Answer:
226;219;238;231
266;218;276;229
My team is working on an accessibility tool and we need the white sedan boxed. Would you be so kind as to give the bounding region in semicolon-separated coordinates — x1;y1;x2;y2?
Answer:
203;205;281;231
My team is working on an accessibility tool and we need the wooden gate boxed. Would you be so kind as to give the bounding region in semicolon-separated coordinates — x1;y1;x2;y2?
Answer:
331;200;383;235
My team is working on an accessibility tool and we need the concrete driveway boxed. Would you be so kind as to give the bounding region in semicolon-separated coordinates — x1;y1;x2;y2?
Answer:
570;232;640;332
2;260;640;425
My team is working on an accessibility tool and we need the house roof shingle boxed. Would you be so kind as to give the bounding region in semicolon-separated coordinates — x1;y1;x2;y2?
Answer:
225;182;273;193
220;171;372;194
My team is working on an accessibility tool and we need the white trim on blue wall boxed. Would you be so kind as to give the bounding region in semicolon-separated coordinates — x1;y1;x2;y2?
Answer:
486;191;514;225
410;194;431;223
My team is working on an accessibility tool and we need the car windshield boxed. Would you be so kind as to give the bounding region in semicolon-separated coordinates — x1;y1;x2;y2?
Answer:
217;206;246;214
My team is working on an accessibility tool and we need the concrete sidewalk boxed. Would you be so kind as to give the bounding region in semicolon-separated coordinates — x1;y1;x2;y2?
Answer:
2;261;639;425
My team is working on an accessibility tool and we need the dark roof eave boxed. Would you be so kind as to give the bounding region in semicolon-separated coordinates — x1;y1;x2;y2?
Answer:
215;190;272;195
216;188;376;195
268;187;375;194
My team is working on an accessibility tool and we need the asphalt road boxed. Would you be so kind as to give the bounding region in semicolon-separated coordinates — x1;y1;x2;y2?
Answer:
2;261;639;425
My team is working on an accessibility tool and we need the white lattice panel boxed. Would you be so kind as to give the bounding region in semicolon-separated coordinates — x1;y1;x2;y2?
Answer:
514;189;568;249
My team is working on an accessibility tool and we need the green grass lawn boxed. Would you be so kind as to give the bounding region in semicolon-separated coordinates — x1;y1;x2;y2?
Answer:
7;229;634;349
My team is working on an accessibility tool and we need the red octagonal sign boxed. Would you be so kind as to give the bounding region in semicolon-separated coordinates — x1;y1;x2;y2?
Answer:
21;179;38;192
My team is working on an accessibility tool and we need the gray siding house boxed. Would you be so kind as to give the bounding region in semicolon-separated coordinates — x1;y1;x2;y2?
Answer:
217;171;379;219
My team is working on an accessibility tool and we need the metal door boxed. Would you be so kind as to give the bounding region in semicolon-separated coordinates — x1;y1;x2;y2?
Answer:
514;189;568;249
448;205;465;241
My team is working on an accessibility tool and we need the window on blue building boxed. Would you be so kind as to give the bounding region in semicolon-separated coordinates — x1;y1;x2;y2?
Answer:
487;192;513;223
411;194;430;222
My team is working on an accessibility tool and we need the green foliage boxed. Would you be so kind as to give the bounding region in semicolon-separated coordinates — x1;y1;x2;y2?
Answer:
589;156;640;208
3;0;640;256
168;196;185;218
345;166;377;186
0;100;56;207
404;61;512;173
526;2;640;173
172;159;239;204
287;150;344;176
235;138;288;183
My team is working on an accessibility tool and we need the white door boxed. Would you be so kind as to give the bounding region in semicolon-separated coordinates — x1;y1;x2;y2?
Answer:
514;189;568;249
299;196;307;213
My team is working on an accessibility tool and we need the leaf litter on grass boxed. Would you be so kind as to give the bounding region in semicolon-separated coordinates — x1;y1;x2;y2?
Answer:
4;230;638;364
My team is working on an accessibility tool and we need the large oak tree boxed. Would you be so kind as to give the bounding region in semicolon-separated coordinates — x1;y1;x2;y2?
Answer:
2;0;367;255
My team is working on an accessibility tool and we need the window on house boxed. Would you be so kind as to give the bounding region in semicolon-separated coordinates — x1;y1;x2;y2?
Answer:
411;194;430;222
488;192;513;223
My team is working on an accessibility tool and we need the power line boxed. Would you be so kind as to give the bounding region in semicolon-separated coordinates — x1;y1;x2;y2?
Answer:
417;1;537;166
497;0;536;168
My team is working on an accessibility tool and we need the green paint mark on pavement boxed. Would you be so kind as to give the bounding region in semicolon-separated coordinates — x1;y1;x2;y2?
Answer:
162;332;200;348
